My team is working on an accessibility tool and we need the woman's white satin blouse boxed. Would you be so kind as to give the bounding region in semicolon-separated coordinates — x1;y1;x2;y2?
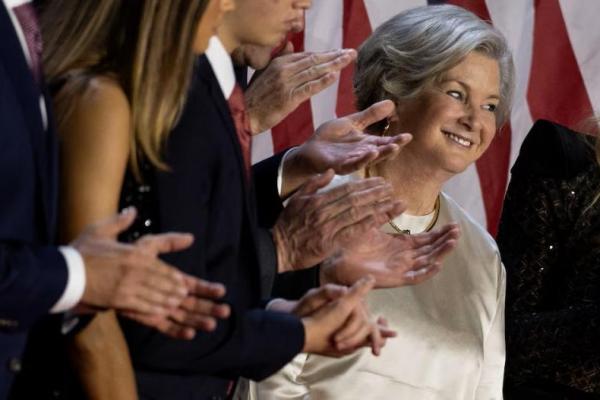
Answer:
239;184;506;400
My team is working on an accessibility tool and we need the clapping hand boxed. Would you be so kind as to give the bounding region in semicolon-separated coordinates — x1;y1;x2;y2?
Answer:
281;100;412;198
270;277;396;356
273;170;406;273
72;208;230;339
246;47;357;134
321;224;461;288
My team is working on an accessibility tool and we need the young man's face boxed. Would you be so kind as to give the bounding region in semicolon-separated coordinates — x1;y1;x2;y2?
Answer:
225;0;311;48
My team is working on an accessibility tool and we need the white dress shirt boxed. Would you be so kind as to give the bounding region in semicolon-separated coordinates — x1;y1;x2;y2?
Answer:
2;0;86;313
206;36;235;99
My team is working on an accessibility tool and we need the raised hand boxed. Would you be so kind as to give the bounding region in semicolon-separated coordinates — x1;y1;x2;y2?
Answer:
246;47;357;134
281;100;412;198
321;224;461;288
272;170;406;273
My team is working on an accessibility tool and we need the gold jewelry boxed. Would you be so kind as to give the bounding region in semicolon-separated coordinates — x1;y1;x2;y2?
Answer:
365;165;441;235
382;121;391;137
387;196;440;235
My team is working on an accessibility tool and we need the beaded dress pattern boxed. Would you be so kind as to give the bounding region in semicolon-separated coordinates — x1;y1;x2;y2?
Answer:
497;120;600;395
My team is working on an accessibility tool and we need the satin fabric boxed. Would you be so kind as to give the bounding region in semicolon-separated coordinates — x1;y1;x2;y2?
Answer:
239;189;506;400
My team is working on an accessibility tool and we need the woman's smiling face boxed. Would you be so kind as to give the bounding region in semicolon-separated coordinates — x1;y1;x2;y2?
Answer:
392;51;501;176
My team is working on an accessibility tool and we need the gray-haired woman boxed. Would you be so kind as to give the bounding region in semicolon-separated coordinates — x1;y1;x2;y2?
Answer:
246;4;514;400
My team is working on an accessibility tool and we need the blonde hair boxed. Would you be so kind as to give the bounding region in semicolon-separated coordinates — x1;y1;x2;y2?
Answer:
40;0;209;179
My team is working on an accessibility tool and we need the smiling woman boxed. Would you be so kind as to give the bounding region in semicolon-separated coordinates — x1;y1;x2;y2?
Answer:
249;5;515;400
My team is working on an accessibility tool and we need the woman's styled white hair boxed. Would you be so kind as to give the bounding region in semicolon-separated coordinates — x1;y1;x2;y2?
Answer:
354;4;515;131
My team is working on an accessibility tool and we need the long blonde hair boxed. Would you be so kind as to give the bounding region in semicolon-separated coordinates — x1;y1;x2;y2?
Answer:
40;0;210;179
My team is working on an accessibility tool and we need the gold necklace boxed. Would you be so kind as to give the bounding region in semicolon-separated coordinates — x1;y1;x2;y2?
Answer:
387;196;440;235
365;165;441;235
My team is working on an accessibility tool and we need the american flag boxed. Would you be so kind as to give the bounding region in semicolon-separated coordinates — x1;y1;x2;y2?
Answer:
251;0;600;236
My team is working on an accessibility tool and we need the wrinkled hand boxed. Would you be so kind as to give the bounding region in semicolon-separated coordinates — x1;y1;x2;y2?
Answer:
321;224;461;288
300;276;396;357
73;208;230;339
246;47;356;134
272;170;405;273
281;100;412;198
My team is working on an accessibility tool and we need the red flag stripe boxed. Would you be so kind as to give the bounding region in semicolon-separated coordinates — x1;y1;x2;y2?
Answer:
271;29;316;152
336;0;372;117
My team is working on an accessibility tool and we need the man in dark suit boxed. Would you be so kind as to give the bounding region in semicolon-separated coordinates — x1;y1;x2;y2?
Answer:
0;1;233;397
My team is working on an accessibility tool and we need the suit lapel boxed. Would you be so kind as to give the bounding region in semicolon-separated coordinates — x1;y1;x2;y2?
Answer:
0;3;56;240
199;57;262;257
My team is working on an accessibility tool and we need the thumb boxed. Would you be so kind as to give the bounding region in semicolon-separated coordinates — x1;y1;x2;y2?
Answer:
346;100;396;130
89;207;137;238
272;39;295;59
341;275;375;306
279;41;295;56
326;275;374;323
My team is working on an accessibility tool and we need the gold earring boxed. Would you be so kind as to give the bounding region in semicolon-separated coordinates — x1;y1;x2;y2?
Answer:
382;121;391;137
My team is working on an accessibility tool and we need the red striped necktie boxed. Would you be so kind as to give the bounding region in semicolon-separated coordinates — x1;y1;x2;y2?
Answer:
12;1;42;85
227;83;252;181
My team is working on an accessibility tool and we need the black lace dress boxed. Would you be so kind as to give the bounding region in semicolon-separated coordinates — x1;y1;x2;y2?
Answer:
497;120;600;399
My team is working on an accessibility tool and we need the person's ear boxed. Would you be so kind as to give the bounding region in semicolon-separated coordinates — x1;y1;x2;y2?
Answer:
220;0;235;13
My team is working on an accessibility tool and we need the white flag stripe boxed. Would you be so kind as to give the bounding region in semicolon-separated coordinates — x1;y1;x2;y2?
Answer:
305;0;344;127
486;0;536;168
559;0;600;114
364;0;426;28
251;129;274;164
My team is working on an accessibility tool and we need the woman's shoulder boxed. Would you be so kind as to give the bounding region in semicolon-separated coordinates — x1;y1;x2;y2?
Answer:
55;73;128;113
439;193;504;297
511;119;594;180
55;74;131;137
440;192;499;256
74;75;129;114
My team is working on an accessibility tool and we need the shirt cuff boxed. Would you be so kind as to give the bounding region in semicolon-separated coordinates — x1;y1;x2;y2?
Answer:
51;246;87;313
277;147;298;198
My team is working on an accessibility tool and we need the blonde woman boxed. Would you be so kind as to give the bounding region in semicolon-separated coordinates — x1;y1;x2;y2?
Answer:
498;118;600;398
34;0;235;398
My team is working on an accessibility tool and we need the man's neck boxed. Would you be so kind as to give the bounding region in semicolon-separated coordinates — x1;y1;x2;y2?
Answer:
216;26;240;55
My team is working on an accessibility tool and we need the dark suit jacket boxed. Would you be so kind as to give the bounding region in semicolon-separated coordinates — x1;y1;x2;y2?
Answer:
0;3;67;398
119;56;304;400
